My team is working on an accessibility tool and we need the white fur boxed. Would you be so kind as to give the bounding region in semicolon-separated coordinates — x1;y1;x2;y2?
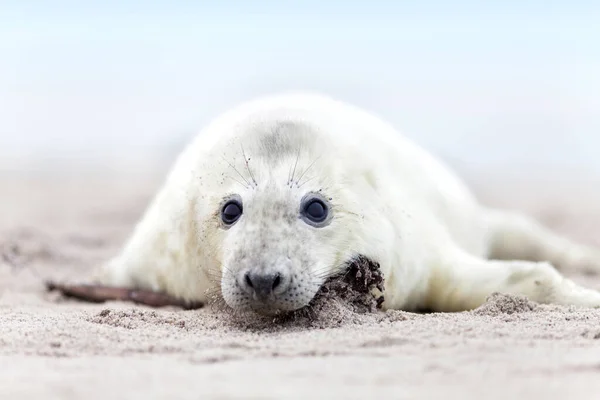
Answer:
96;92;600;313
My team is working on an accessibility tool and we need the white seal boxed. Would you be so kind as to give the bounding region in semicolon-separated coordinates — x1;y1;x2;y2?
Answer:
96;92;600;314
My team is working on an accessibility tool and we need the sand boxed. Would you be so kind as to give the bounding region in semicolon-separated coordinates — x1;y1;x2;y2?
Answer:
2;168;600;400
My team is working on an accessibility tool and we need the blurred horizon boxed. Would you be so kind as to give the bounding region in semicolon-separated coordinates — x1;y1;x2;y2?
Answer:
2;1;599;177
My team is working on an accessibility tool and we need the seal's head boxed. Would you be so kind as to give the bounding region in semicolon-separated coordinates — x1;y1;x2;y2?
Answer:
218;187;338;315
211;122;362;315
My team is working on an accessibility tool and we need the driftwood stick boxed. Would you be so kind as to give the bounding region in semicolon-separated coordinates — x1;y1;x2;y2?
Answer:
45;281;203;310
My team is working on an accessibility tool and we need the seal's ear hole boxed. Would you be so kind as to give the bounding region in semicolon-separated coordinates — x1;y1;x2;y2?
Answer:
300;194;331;227
221;199;243;225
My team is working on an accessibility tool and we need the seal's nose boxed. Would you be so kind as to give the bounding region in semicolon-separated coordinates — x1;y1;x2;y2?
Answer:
243;271;283;300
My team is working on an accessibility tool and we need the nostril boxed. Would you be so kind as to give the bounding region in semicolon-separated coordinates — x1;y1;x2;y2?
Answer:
242;271;286;298
272;273;281;290
245;272;254;289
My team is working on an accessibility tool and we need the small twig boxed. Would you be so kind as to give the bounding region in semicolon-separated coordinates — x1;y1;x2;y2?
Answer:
45;281;203;310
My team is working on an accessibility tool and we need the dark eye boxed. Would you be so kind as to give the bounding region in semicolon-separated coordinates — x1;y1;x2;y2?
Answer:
302;199;328;224
221;200;243;225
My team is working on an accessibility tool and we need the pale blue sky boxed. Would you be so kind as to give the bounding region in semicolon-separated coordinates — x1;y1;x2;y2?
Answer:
1;1;599;174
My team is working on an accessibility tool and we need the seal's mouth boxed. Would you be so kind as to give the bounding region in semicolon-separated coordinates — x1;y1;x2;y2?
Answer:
237;293;309;316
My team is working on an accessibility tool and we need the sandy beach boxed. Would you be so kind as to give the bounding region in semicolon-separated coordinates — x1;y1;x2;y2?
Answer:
2;167;600;400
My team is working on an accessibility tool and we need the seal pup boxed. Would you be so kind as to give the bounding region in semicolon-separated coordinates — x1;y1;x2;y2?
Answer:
90;92;600;314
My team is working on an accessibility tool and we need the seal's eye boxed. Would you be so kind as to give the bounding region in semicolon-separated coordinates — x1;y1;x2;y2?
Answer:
302;199;328;224
221;200;243;225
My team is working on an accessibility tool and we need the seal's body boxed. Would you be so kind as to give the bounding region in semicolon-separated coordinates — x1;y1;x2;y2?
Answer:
97;93;600;314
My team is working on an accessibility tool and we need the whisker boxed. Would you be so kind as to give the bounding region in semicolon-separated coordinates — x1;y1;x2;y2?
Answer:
295;155;322;186
310;265;332;277
225;175;250;190
205;289;229;311
297;176;316;189
206;265;236;284
313;271;341;281
311;261;351;281
221;156;251;187
289;147;301;187
204;272;222;285
240;144;258;187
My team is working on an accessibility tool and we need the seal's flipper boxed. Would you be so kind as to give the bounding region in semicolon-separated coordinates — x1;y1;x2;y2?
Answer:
425;249;600;312
45;281;203;310
485;208;600;276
